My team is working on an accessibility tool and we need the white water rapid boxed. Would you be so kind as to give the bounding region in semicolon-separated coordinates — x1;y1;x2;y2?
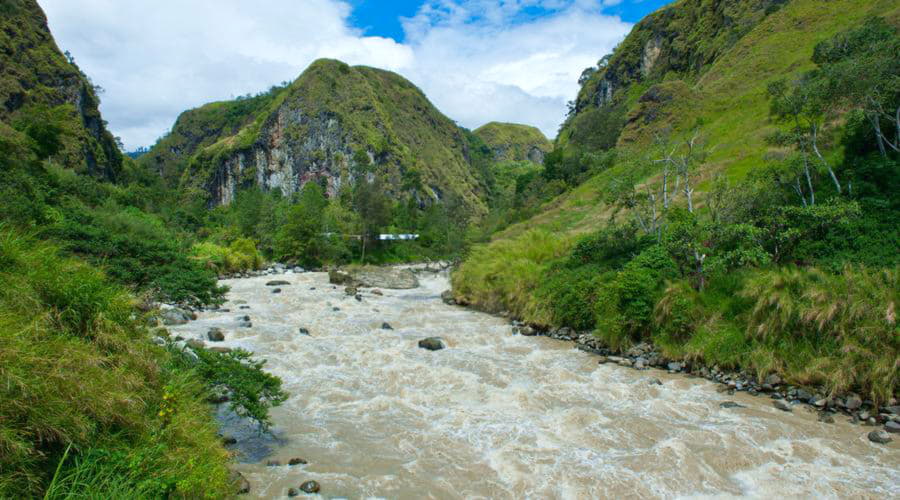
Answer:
168;271;899;499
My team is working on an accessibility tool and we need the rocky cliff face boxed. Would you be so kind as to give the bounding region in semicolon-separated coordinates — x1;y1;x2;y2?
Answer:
0;0;122;178
560;0;786;151
150;59;491;214
473;122;552;165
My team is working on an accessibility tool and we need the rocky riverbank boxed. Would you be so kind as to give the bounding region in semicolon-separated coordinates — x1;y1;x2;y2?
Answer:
445;293;900;444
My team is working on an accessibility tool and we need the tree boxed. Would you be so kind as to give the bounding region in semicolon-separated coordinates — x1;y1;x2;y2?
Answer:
812;17;900;157
274;182;328;265
353;175;390;262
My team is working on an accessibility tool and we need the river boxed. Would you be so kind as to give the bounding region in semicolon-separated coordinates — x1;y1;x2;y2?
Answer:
168;270;899;499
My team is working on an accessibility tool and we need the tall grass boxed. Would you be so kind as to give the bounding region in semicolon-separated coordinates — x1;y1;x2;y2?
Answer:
451;230;574;325
0;228;231;498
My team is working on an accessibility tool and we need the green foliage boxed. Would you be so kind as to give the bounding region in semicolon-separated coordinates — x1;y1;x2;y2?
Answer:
473;122;552;163
190;238;263;274
740;265;899;401
0;229;231;498
179;348;288;432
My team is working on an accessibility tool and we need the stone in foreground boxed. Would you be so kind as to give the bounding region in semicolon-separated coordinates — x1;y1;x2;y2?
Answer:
773;400;792;412
867;430;892;444
207;328;225;342
300;480;320;494
418;337;445;351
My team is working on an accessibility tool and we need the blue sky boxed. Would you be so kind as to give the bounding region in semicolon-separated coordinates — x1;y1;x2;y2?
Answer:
42;0;671;148
349;0;674;42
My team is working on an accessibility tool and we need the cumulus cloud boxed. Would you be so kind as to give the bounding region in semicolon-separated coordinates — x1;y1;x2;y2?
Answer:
39;0;630;149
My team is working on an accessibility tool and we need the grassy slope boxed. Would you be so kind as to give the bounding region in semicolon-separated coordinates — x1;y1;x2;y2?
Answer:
0;0;121;178
495;0;900;241
474;121;552;163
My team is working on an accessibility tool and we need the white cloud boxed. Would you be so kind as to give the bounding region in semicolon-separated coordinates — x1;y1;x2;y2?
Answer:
39;0;630;149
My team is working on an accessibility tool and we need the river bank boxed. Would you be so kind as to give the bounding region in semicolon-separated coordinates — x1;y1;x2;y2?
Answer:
167;269;899;498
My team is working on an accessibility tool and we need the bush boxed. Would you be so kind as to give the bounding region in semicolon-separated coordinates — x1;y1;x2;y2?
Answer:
0;229;231;498
451;230;574;325
191;238;263;274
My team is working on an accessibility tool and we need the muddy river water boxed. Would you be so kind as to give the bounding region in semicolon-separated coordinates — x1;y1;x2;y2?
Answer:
169;270;899;499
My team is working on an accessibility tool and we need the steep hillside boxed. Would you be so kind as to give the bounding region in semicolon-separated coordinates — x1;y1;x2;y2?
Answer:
147;59;491;214
139;85;288;183
0;0;121;178
500;0;900;238
474;122;552;164
452;0;900;402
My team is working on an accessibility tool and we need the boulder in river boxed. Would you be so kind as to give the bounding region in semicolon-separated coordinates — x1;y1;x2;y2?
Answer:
207;328;225;342
298;328;311;336
230;471;250;495
720;401;746;409
885;421;900;433
161;308;192;326
289;457;308;466
381;322;393;330
868;430;892;444
330;266;419;289
288;488;299;497
266;280;291;286
300;481;320;494
418;337;445;351
272;288;282;294
773;400;793;412
441;290;456;305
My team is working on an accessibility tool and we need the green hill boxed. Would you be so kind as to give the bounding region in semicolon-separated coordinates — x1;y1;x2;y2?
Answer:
0;0;121;179
474;121;552;164
496;0;900;238
452;0;900;402
144;59;492;215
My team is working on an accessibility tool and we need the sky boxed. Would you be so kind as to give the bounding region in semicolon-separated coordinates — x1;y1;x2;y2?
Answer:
40;0;673;150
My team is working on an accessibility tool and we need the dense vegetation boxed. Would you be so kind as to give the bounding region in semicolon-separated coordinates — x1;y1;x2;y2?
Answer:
453;9;900;403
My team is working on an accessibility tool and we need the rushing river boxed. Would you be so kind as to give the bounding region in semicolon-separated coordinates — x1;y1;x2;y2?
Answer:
169;271;899;499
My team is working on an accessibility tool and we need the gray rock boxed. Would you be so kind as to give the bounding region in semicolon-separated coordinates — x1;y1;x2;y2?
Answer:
667;362;683;372
441;290;456;305
161;308;191;326
773;400;793;412
266;280;290;286
332;266;419;289
818;412;835;424
885;421;900;433
381;322;393;330
764;374;782;386
298;328;310;336
634;358;647;369
239;305;251;310
187;339;205;350
207;328;225;342
288;488;299;497
868;430;892;444
271;288;282;294
237;321;252;328
288;457;308;466
300;481;320;494
151;336;167;346
648;378;662;386
418;337;445;351
520;326;536;336
720;401;746;409
845;394;863;410
231;471;250;495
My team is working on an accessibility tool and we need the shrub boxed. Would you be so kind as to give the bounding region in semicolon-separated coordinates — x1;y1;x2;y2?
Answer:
741;265;899;401
0;229;231;498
